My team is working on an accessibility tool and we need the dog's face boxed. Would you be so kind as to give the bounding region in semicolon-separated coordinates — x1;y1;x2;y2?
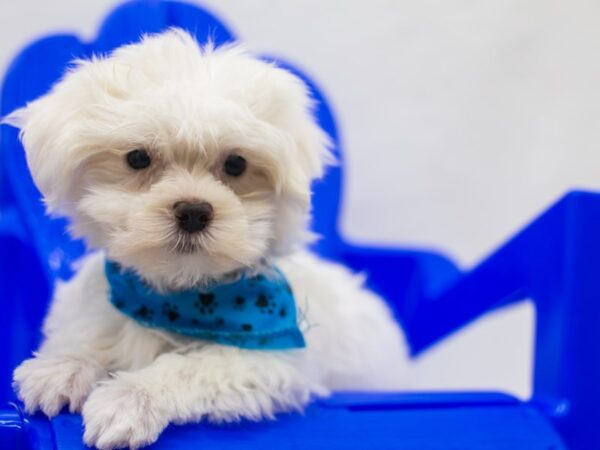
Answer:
6;30;330;289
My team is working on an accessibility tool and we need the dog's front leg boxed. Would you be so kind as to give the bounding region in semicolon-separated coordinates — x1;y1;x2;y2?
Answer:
82;346;326;450
13;349;108;417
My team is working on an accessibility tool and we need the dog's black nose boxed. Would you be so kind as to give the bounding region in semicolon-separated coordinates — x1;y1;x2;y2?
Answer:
173;201;213;233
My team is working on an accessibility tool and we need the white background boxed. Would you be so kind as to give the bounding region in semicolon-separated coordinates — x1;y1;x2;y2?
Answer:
3;0;600;399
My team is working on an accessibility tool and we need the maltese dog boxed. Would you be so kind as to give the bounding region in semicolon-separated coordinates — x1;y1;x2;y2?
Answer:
6;29;407;449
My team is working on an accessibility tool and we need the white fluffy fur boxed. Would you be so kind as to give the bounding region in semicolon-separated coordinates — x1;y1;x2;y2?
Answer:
8;30;407;449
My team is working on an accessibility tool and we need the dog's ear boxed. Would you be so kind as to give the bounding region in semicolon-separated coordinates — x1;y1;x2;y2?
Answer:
4;87;78;215
253;64;334;182
2;59;111;217
253;64;334;253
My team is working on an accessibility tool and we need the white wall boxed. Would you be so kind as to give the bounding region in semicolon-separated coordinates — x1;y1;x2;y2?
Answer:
3;0;599;399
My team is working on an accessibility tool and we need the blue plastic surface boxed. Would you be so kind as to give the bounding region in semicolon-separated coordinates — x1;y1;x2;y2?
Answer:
0;0;596;448
2;393;566;450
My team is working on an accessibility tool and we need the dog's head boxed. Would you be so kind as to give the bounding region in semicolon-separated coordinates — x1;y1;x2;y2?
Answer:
5;30;331;289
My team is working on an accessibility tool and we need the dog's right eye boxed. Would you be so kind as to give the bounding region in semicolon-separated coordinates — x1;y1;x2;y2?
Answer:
126;149;151;170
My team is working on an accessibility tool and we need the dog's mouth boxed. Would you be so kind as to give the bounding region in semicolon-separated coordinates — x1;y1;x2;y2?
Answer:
171;235;200;254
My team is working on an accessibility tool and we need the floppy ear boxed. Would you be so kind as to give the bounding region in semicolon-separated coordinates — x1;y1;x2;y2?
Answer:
255;64;334;178
2;59;111;217
257;65;334;254
3;82;74;215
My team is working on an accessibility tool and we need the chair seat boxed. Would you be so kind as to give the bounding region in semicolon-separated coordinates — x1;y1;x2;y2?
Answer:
2;393;565;450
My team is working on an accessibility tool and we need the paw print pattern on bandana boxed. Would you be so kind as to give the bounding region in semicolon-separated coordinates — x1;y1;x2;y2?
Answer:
162;302;180;322
255;294;276;315
105;260;305;349
194;293;218;315
134;305;154;319
233;296;246;310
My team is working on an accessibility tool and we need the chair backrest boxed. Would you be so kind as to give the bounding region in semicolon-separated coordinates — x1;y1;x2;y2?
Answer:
0;0;344;285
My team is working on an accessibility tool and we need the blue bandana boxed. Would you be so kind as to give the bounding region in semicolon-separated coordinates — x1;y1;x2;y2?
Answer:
104;260;305;350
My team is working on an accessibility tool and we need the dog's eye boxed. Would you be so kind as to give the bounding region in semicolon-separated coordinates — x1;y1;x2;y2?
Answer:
126;149;151;170
223;154;247;177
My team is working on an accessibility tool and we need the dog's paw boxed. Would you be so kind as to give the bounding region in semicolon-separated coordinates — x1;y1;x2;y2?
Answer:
82;377;168;450
13;354;106;416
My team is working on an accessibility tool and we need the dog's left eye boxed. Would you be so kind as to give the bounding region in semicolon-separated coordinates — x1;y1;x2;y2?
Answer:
126;149;151;170
223;154;247;177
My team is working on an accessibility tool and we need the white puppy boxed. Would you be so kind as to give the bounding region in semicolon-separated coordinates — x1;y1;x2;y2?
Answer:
6;30;407;449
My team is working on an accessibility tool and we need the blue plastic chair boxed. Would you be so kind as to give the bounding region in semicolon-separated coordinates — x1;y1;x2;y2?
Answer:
1;1;597;448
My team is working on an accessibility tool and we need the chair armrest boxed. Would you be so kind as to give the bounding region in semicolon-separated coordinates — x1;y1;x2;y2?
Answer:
392;191;600;448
